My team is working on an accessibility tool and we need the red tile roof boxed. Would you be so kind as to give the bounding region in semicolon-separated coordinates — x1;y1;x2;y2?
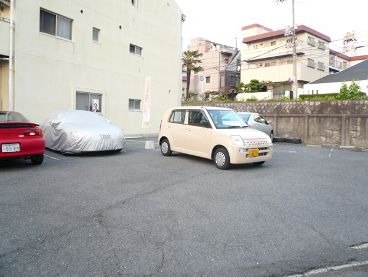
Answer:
242;25;331;43
330;49;368;61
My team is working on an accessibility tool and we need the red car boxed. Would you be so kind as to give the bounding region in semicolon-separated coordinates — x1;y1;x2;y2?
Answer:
0;111;45;165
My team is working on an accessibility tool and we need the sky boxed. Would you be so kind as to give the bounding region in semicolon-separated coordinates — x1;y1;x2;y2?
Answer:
173;0;368;55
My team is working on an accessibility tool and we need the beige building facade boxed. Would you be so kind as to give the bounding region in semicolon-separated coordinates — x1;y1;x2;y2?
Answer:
241;24;332;98
186;38;239;100
240;24;368;98
0;0;183;135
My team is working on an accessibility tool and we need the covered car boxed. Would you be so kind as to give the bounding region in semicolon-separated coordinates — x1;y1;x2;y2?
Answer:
39;110;125;154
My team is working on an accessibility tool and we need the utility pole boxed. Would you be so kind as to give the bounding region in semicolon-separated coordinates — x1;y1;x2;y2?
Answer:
278;0;297;98
292;0;298;98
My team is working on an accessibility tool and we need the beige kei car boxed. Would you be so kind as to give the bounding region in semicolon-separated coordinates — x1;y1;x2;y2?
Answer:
158;106;273;169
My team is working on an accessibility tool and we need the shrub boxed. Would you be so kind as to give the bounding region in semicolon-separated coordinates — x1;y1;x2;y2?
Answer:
246;95;259;102
336;80;367;100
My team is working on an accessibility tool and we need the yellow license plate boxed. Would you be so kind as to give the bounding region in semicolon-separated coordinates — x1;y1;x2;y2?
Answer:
249;149;259;157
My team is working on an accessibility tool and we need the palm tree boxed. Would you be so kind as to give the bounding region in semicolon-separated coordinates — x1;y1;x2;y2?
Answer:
182;50;203;101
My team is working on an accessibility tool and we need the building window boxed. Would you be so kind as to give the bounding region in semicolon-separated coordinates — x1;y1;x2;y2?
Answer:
129;99;141;111
206;77;210;83
265;61;276;67
318;41;325;50
93;28;100;43
40;9;72;40
76;92;102;112
308;36;316;46
271;41;276;46
307;58;315;68
317;62;325;71
343;61;347;69
130;44;142;56
220;75;225;88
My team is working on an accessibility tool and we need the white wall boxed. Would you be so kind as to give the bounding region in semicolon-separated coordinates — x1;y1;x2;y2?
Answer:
303;80;368;95
236;92;272;101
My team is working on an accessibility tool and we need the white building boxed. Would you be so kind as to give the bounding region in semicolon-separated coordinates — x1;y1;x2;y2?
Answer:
304;59;368;95
0;0;183;135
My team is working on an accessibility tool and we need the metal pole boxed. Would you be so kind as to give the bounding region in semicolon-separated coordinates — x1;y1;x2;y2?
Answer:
9;0;14;111
292;0;298;98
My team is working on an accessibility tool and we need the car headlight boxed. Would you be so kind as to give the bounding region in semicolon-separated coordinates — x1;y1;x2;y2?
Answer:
231;135;245;146
266;137;272;144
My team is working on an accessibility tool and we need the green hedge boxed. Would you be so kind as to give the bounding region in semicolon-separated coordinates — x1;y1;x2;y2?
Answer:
298;93;338;100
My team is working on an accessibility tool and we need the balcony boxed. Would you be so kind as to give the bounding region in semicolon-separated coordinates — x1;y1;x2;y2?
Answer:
0;16;10;57
243;40;305;62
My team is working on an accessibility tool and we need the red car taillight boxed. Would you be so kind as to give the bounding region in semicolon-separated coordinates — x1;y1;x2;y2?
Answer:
24;129;43;136
159;120;162;131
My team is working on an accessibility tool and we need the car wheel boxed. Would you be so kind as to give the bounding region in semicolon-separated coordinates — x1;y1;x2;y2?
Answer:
160;139;172;156
273;137;286;142
214;147;230;170
31;154;44;165
286;138;302;144
253;161;265;166
270;131;274;141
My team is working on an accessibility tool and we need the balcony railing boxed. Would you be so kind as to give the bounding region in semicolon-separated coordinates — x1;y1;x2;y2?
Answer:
317;63;325;71
318;43;326;50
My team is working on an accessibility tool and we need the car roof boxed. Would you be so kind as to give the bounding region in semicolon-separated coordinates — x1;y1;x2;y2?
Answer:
168;106;233;111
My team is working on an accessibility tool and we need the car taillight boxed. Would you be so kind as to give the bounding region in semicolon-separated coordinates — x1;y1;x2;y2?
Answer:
24;129;43;136
160;120;162;131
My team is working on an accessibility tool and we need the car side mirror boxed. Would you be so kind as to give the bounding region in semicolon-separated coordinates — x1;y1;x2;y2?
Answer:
50;119;61;127
200;120;211;128
266;121;270;125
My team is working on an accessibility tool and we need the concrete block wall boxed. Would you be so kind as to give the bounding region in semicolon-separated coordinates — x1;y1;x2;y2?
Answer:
184;100;368;148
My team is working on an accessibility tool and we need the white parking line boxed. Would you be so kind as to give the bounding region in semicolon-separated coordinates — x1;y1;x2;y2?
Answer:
45;154;60;161
286;260;368;277
329;149;334;157
351;243;368;250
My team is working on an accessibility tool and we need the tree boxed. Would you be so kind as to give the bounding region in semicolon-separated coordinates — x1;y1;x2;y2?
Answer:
336;80;367;100
182;50;204;100
236;79;265;93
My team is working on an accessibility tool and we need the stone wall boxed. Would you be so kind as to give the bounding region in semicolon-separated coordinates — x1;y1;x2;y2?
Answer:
183;100;368;148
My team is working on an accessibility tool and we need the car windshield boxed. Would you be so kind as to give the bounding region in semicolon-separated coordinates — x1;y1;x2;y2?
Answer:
207;110;247;129
0;111;30;123
238;113;251;122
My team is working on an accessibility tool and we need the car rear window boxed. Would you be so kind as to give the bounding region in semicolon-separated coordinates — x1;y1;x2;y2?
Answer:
239;113;251;122
169;110;186;124
0;112;30;123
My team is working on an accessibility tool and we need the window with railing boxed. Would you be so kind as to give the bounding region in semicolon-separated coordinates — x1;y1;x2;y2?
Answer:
308;36;316;46
307;58;315;68
317;62;325;71
318;41;325;50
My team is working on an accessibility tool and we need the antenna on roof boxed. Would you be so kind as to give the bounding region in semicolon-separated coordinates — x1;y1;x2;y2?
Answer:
343;31;357;56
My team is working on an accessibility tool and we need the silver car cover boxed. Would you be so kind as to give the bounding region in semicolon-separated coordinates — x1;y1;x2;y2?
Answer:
39;110;125;153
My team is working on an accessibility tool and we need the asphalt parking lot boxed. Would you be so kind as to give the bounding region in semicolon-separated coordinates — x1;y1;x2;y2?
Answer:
1;139;368;277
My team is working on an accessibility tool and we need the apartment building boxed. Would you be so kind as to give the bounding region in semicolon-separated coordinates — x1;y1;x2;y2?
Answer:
186;38;240;100
329;50;368;73
0;0;183;135
240;24;368;98
241;24;332;98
